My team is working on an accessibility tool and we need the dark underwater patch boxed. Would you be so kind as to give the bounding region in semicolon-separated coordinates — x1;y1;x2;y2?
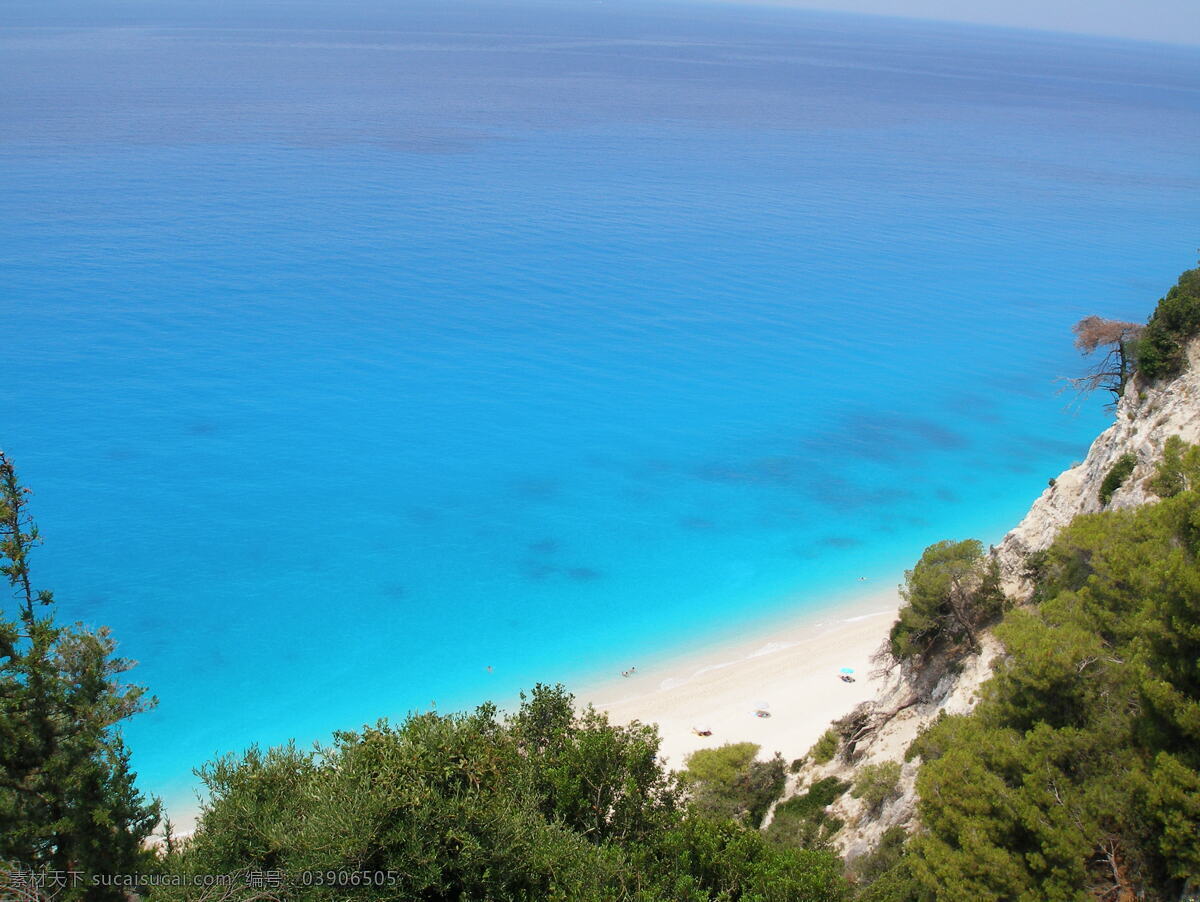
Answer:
565;566;602;582
818;535;861;548
803;412;970;465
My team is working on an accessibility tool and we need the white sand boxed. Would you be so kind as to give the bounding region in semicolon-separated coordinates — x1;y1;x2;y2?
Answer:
580;589;901;770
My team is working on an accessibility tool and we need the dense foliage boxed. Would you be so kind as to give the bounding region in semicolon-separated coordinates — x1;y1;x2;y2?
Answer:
1146;434;1200;498
682;743;787;829
160;688;845;901
887;539;1005;667
862;444;1200;902
764;778;848;853
0;453;161;897
1135;267;1200;379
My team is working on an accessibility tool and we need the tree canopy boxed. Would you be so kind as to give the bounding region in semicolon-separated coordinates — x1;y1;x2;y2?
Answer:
887;539;1005;667
1135;267;1200;380
862;443;1200;901
160;686;847;902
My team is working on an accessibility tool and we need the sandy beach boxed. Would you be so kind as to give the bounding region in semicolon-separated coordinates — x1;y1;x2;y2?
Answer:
580;589;901;770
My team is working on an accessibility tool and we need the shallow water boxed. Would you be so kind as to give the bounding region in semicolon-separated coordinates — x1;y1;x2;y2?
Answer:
2;0;1198;812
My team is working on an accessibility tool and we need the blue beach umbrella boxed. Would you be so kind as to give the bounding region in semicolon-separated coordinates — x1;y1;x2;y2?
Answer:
839;667;855;675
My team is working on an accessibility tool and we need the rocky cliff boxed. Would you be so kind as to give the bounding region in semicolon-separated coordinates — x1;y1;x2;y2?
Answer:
781;336;1200;867
996;337;1200;595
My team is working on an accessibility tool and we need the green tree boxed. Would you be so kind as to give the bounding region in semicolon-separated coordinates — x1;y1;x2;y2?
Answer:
850;762;901;817
166;686;847;901
898;447;1200;900
1135;267;1200;379
682;742;786;828
888;539;1005;665
1145;434;1200;498
0;452;160;895
510;684;678;844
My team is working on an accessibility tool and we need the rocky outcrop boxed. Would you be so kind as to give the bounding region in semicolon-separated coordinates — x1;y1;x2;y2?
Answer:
782;337;1200;868
995;337;1200;596
787;633;1003;864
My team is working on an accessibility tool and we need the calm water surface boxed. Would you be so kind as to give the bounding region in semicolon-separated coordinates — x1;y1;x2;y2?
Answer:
2;0;1198;811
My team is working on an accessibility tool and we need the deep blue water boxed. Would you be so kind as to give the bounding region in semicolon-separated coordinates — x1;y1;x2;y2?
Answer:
2;0;1198;814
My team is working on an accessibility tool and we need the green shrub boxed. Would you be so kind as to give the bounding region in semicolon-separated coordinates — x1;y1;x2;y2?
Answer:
157;686;856;901
1146;434;1200;499
851;761;902;816
682;742;786;828
683;742;758;785
810;728;840;765
765;777;850;850
900;459;1200;899
1136;267;1200;379
638;816;849;902
1099;452;1137;505
904;711;947;763
848;825;911;889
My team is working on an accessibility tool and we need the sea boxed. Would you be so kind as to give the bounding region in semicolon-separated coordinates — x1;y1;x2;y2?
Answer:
2;0;1198;817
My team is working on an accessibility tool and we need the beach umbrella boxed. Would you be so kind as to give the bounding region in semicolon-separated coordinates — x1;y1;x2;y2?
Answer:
839;667;855;675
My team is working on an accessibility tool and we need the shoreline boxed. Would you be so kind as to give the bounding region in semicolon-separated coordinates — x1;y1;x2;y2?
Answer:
160;587;903;840
577;588;901;770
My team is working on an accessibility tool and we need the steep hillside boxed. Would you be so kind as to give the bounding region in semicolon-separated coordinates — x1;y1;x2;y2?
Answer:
784;333;1200;873
997;337;1200;596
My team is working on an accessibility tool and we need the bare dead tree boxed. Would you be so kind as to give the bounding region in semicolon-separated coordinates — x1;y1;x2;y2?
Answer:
1066;316;1143;405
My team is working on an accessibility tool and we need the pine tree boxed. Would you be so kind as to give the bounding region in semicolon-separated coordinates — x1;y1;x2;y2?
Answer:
0;451;160;898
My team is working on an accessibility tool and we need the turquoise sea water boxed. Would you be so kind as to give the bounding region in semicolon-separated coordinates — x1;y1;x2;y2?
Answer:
2;0;1198;814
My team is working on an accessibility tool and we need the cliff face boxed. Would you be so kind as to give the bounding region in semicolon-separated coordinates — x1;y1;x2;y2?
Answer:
996;337;1200;595
786;337;1200;866
781;633;1004;864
